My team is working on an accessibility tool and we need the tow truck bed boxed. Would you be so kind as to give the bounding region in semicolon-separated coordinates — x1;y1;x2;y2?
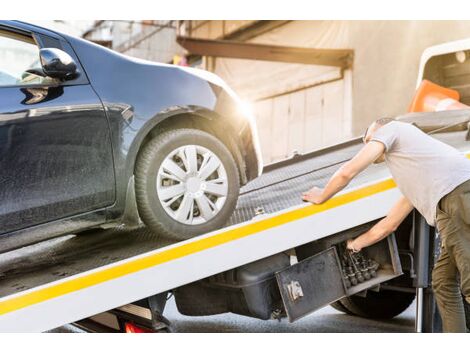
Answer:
0;131;468;332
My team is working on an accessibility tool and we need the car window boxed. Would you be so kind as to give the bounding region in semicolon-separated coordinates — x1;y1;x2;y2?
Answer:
0;29;56;87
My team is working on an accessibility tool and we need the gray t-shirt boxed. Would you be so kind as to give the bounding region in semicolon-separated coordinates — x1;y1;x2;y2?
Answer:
371;121;470;226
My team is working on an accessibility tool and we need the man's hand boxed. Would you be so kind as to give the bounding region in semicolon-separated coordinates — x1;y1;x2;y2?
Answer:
346;238;360;252
302;186;325;204
301;141;385;205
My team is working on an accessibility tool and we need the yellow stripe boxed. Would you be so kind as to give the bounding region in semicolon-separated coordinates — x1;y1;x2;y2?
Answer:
0;178;397;316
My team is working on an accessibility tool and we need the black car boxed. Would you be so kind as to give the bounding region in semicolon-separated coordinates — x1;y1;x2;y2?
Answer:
0;21;262;253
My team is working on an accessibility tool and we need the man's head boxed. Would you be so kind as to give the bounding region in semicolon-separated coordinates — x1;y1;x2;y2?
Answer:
363;117;395;144
363;117;395;163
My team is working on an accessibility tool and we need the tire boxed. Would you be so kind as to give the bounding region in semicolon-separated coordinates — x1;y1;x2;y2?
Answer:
338;290;416;319
330;300;354;315
135;128;240;241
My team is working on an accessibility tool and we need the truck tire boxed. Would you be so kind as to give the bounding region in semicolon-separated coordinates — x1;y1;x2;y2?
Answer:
338;291;415;319
135;128;240;241
330;300;354;315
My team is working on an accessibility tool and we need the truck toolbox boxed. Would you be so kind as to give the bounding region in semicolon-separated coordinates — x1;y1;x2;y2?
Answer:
277;234;402;322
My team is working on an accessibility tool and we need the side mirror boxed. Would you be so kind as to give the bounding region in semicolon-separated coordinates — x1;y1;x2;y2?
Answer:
39;48;78;80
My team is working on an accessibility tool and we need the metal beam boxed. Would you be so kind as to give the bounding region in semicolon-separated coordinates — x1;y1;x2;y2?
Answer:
177;36;354;69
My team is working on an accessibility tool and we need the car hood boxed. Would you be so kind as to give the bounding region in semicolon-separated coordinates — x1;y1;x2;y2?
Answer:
123;54;240;99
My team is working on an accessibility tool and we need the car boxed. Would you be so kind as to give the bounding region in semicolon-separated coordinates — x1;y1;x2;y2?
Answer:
0;21;263;253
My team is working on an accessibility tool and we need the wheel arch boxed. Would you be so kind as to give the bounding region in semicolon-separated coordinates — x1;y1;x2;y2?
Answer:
127;107;248;186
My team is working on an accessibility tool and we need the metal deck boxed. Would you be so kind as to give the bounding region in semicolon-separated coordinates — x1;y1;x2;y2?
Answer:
0;130;468;331
1;131;468;300
231;130;470;224
0;140;367;301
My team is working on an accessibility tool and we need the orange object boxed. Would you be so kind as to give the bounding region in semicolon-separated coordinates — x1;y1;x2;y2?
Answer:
408;79;470;113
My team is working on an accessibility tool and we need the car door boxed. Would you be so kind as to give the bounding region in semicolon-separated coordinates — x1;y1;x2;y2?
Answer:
0;26;116;235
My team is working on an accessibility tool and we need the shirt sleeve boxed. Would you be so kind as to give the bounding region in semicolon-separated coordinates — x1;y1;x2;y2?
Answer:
370;122;398;152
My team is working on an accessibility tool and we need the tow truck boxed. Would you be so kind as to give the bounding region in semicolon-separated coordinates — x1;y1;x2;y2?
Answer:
1;37;470;333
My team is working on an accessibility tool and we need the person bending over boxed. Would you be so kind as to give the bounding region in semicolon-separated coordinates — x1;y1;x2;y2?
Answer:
302;118;470;332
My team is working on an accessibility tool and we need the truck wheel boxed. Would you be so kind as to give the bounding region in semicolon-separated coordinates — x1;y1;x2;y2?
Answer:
330;300;354;315
338;291;415;319
135;128;240;241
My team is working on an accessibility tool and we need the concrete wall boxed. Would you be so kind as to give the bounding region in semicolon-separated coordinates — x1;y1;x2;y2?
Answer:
183;20;256;39
184;20;470;136
112;21;185;63
85;21;185;64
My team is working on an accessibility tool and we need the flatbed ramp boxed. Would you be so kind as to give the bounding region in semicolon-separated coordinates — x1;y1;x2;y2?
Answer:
0;132;468;332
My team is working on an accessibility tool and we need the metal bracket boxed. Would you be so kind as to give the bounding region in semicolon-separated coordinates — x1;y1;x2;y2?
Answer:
287;281;304;302
414;211;442;333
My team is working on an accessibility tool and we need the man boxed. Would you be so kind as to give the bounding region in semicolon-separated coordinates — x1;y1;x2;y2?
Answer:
302;118;470;332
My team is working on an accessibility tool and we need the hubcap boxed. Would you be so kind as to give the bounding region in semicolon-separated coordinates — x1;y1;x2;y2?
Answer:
156;145;228;225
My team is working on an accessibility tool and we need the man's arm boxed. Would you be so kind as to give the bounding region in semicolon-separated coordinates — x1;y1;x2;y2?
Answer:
302;141;385;204
347;196;414;252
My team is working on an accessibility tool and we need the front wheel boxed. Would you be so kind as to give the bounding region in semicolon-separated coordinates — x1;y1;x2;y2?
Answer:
135;128;240;241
